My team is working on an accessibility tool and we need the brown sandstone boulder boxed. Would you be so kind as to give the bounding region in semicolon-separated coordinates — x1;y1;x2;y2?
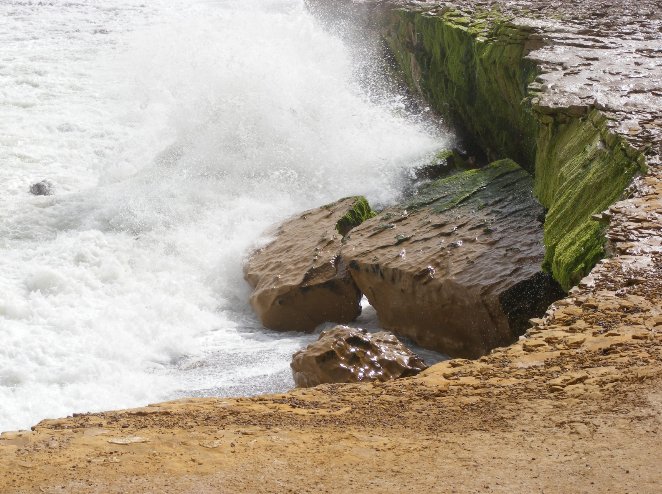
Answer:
244;197;374;332
291;325;428;387
341;160;565;359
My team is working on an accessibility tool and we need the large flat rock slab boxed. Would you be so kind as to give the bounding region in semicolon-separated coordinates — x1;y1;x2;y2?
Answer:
342;160;563;358
244;197;373;332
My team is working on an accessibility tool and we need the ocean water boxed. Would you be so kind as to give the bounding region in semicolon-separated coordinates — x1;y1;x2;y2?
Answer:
0;0;446;431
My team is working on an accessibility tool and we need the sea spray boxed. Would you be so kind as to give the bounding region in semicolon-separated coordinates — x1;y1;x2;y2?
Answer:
0;0;446;431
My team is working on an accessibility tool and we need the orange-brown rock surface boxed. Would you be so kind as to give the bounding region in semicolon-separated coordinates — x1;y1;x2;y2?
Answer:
342;159;564;358
244;197;372;332
291;325;428;387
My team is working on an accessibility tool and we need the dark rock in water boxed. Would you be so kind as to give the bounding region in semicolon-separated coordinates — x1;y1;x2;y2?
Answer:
412;148;477;182
244;197;375;333
291;325;428;387
29;180;54;196
402;148;478;200
341;159;564;359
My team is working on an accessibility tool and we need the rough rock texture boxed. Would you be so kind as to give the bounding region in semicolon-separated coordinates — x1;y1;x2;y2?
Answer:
384;8;539;169
291;325;428;387
1;2;660;493
244;197;373;332
310;0;658;290
379;3;655;290
342;159;563;358
1;246;660;492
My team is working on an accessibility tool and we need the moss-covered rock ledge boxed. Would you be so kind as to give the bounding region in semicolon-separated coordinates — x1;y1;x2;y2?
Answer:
384;4;655;290
308;0;659;290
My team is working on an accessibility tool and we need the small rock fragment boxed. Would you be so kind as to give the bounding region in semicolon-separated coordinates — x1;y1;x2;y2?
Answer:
29;180;54;196
291;325;428;387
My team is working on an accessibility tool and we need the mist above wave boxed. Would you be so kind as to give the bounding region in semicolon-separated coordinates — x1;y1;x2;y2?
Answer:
0;0;446;432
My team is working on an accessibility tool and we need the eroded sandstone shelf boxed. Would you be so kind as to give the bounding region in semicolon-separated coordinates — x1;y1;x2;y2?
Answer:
309;0;659;289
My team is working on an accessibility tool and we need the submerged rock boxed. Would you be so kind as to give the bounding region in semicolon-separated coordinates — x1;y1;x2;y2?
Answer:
291;325;427;387
244;197;374;332
29;180;54;196
341;159;564;359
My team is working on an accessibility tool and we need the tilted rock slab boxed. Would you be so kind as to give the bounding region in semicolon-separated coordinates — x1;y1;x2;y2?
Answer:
291;325;428;387
341;160;564;359
244;197;374;332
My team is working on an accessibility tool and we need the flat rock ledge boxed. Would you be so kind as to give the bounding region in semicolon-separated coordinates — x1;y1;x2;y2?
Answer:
291;325;428;387
244;196;373;332
343;159;564;358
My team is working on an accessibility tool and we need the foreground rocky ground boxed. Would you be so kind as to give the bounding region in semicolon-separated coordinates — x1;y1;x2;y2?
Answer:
1;0;660;492
1;261;660;492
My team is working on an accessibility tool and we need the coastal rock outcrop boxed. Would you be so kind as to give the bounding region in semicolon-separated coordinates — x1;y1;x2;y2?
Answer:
380;4;649;290
244;197;374;332
2;0;660;491
341;159;564;358
291;325;427;387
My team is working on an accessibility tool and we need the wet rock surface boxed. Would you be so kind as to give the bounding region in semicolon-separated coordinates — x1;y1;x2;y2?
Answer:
244;197;372;332
342;159;563;358
291;325;428;387
29;180;53;196
313;0;660;289
313;0;661;161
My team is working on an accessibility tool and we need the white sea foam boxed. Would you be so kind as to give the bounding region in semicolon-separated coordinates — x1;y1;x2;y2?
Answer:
0;0;447;431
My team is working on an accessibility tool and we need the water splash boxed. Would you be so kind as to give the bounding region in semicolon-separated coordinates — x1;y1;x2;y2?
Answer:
0;0;447;431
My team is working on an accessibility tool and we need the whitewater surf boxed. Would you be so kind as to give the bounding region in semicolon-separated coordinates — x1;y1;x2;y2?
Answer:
0;0;446;431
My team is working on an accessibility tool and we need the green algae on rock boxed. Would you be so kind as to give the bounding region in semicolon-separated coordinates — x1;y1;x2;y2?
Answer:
407;148;476;187
336;196;377;236
406;158;521;213
383;8;539;169
534;109;645;289
379;6;646;290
